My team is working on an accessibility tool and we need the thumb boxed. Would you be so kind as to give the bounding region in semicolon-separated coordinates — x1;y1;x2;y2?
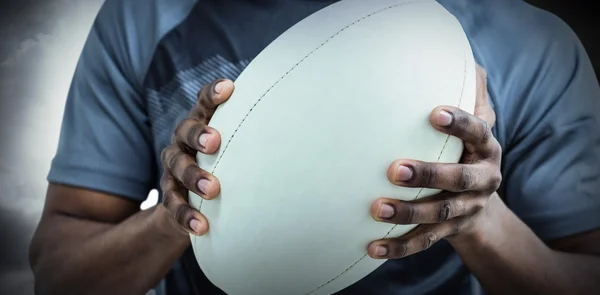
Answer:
474;64;496;127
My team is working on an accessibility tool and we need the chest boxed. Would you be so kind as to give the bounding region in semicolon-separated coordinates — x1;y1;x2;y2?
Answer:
142;0;515;176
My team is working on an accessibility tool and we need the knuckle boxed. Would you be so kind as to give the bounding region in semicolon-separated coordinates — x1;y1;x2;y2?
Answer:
180;143;196;156
160;148;169;166
405;203;416;224
488;170;503;192
422;232;437;250
418;163;436;187
456;166;474;191
392;240;409;258
193;90;215;120
479;120;492;145
183;120;205;148
453;113;471;137
471;196;487;213
170;133;178;145
173;120;186;139
168;151;186;175
160;145;175;167
191;120;205;136
394;202;415;224
196;83;211;102
190;128;206;150
200;80;222;107
480;134;502;160
162;190;178;211
438;200;452;222
494;140;503;154
490;140;503;159
159;174;170;191
182;165;201;190
452;198;467;217
173;119;188;136
173;204;192;227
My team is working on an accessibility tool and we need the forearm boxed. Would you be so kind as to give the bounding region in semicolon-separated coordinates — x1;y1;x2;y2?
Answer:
448;195;600;295
30;205;189;295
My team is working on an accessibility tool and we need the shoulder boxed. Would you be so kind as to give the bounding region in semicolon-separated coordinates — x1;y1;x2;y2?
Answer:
85;0;199;90
441;0;596;146
441;0;581;75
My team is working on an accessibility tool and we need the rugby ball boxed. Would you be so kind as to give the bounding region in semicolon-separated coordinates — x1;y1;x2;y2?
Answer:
189;0;477;294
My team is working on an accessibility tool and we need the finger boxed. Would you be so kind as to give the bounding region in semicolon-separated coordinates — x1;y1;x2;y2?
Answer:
192;79;235;122
160;174;209;236
371;193;487;224
429;107;499;158
474;64;496;127
388;160;502;192
173;118;221;154
160;145;221;199
367;221;459;259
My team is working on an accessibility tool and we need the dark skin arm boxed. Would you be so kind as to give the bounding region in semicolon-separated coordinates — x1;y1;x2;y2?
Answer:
28;80;233;295
29;186;189;295
453;196;600;295
367;66;600;294
32;68;599;295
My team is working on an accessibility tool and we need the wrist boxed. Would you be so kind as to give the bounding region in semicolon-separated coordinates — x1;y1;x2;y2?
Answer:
446;218;488;250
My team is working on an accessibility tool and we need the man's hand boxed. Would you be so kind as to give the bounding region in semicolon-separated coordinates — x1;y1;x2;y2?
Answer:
159;79;234;236
30;79;234;295
367;65;503;259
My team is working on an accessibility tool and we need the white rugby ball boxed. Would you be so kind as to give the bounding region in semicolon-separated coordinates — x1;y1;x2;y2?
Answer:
189;0;476;294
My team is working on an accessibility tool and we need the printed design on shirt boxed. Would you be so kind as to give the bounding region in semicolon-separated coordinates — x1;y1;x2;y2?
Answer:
145;55;250;170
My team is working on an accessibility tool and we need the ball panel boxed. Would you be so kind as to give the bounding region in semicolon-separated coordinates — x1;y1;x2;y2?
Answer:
189;1;477;294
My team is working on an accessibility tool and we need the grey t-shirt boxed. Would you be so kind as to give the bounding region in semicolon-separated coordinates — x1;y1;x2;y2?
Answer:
48;0;600;294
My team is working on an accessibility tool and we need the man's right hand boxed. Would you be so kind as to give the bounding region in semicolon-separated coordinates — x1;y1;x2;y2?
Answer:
159;79;235;236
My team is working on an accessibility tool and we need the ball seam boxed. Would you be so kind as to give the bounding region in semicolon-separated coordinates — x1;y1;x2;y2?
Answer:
198;0;425;213
304;51;468;295
195;1;469;294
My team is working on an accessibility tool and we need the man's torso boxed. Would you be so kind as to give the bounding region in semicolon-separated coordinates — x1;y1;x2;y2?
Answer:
52;0;599;294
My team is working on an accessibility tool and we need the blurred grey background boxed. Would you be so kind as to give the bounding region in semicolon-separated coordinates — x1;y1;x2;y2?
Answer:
0;1;597;294
0;1;104;294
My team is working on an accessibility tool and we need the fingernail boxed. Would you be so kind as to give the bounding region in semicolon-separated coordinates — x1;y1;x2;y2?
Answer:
189;219;202;234
214;81;224;94
197;179;211;194
438;110;453;126
379;204;395;219
396;165;413;182
199;133;211;148
375;245;388;257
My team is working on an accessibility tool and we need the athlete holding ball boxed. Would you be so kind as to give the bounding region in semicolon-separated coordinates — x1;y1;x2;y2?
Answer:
30;1;600;295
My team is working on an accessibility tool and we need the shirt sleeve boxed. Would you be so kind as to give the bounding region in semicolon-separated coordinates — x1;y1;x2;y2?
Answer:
47;2;157;202
498;12;600;241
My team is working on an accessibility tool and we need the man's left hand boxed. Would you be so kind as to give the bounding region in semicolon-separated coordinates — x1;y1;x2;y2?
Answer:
368;65;503;259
